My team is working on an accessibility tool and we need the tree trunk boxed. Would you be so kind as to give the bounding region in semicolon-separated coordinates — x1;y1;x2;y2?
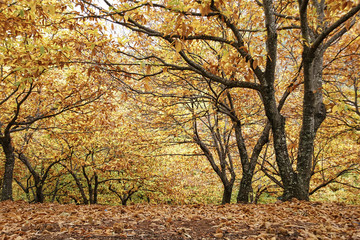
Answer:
82;166;99;204
35;185;45;203
261;85;299;201
17;152;46;203
88;182;93;204
193;115;236;205
237;171;254;203
1;136;15;201
225;89;272;203
74;176;89;204
294;47;327;201
221;183;233;204
63;165;89;205
93;174;98;204
232;117;253;204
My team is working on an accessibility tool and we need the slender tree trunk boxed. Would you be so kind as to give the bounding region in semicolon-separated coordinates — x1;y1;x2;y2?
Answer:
17;152;46;203
232;118;253;203
226;92;271;203
1;136;15;201
193;114;236;205
93;174;98;204
51;177;62;203
83;166;99;204
74;176;88;204
261;85;299;200
64;165;89;204
14;178;31;201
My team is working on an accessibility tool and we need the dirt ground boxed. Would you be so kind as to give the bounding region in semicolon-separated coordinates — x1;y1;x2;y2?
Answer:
1;200;359;239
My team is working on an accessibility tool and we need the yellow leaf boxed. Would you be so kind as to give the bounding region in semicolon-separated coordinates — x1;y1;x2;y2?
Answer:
332;104;340;113
47;5;56;15
144;77;151;91
146;65;151;75
175;40;182;53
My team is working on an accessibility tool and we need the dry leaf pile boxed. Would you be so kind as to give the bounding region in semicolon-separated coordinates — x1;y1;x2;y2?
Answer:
1;200;359;239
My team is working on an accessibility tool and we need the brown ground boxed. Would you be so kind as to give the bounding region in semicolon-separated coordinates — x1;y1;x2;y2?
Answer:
1;200;359;239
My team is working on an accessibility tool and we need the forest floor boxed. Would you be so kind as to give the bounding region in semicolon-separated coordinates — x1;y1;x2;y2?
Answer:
1;199;359;240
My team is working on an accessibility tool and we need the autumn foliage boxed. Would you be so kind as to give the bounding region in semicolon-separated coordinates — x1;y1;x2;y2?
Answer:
0;0;359;213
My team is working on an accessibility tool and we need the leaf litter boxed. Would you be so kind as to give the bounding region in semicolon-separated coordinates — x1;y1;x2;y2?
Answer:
0;199;359;239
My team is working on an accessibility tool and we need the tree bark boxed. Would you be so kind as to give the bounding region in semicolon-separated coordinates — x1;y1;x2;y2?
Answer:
1;136;15;201
221;183;233;204
35;185;45;203
93;174;99;204
261;85;299;200
237;172;253;203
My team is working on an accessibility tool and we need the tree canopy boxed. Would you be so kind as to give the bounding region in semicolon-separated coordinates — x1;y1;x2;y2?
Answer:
0;0;359;205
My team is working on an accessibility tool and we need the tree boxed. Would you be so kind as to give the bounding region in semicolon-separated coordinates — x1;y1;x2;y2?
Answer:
78;0;360;201
0;0;112;201
190;99;237;204
0;0;64;200
14;152;63;203
157;85;271;203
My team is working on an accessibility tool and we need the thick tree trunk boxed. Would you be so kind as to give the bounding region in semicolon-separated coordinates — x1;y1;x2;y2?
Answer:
1;137;15;201
35;185;45;203
295;48;326;201
221;183;233;204
261;0;303;201
237;171;254;203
